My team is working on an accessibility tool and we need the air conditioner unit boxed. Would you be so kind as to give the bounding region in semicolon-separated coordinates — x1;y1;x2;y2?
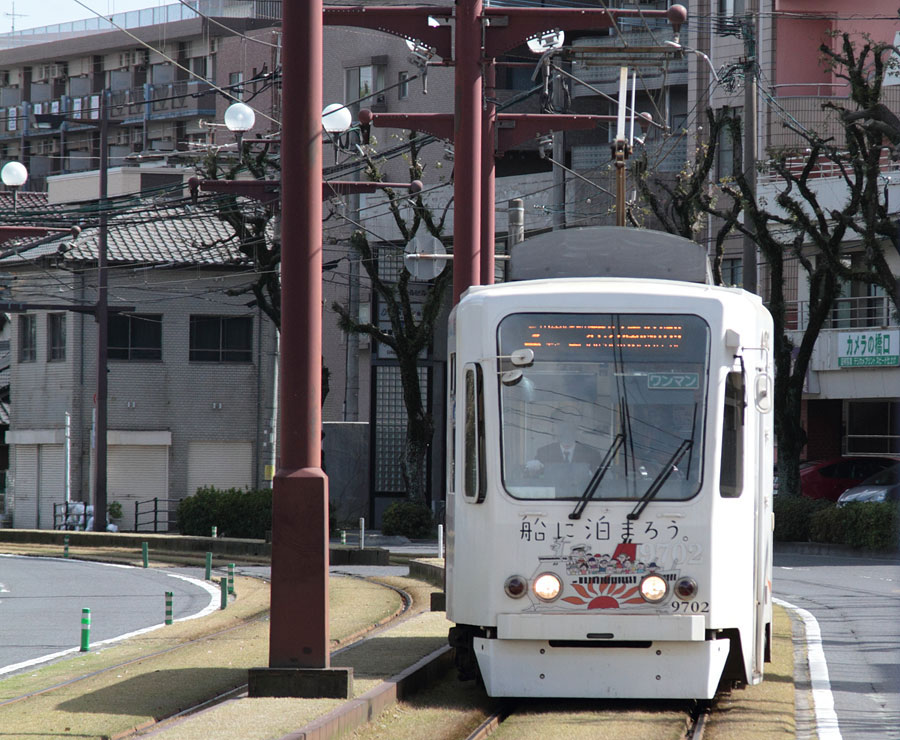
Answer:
208;38;219;54
115;129;130;145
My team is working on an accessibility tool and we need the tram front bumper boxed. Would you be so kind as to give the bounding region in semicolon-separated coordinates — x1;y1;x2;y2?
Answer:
473;634;730;699
497;612;706;641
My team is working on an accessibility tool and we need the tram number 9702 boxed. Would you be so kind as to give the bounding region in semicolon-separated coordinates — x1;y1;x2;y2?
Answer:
671;600;710;613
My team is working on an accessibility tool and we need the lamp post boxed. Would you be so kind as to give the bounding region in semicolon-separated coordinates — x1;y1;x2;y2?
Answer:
321;104;361;421
1;161;28;213
224;102;256;152
35;94;116;532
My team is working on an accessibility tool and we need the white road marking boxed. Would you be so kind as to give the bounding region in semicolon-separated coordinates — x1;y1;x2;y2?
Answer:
0;559;219;677
775;597;842;740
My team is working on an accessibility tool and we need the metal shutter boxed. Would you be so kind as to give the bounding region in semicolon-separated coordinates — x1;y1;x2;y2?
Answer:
12;445;38;529
187;441;253;496
38;445;65;530
108;445;169;531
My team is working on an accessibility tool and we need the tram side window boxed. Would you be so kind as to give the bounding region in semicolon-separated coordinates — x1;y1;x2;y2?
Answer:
464;365;486;502
720;371;745;498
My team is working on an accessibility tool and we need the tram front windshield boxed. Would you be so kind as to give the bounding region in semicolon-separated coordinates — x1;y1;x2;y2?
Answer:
498;313;709;501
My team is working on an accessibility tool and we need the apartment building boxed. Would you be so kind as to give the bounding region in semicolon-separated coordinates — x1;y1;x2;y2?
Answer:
691;0;900;457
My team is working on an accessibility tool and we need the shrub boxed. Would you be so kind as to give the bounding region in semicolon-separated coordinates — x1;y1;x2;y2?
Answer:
381;500;434;539
811;501;899;551
773;495;833;543
177;486;272;539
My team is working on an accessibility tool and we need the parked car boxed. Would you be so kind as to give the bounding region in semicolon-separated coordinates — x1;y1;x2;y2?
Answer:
798;456;900;501
836;463;900;508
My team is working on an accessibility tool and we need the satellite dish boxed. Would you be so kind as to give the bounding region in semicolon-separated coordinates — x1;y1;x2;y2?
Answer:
404;234;448;280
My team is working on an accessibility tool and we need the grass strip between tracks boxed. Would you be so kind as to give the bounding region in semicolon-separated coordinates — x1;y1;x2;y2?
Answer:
348;605;797;740
0;571;410;740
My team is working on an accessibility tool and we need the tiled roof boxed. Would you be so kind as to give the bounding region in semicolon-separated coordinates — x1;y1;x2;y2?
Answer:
0;200;257;268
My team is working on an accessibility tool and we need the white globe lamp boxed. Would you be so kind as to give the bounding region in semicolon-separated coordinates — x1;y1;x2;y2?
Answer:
1;161;28;188
321;103;352;134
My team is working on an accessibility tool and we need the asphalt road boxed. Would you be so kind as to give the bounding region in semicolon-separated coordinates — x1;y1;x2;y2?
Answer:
774;550;900;740
0;555;216;676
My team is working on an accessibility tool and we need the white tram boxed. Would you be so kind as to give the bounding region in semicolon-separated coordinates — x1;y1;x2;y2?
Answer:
445;227;774;699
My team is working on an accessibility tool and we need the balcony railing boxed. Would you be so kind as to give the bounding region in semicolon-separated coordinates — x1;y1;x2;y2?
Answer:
570;30;687;89
786;295;898;332
0;1;282;49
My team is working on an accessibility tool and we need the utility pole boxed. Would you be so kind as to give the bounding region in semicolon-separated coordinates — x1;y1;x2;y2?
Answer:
742;7;758;294
552;70;566;231
93;91;110;532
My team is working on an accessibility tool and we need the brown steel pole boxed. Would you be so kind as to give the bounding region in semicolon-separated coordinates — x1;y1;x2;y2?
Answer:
453;0;482;303
481;58;496;285
268;0;330;669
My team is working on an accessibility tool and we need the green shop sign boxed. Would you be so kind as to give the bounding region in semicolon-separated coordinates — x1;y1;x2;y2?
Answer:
838;330;900;367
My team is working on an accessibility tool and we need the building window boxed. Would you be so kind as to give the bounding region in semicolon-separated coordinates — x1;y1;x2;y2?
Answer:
18;314;36;363
189;315;253;362
718;0;745;15
716;107;742;180
398;71;409;100
108;314;162;360
48;313;66;362
229;71;244;101
721;258;743;287
344;63;385;114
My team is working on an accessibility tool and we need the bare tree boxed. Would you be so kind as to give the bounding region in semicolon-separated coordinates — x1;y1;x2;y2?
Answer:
332;136;452;505
717;34;900;496
631;109;743;284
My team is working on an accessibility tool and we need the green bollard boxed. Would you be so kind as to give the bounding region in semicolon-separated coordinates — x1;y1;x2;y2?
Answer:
228;563;235;595
220;577;228;610
211;526;217;538
340;530;346;545
142;542;149;569
80;608;91;652
205;552;212;581
64;535;70;559
165;591;173;625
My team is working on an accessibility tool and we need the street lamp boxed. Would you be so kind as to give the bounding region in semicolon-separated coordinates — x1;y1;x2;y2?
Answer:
321;103;353;164
224;102;256;150
1;161;28;213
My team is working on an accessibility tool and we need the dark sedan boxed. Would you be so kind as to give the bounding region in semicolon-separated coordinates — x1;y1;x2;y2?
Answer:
836;463;900;507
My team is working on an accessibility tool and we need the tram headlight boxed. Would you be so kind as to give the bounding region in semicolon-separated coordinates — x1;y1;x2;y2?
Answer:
639;574;669;603
533;572;562;602
673;577;698;600
504;575;528;599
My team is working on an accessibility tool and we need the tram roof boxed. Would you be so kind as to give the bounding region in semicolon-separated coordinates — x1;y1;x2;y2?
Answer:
508;226;713;285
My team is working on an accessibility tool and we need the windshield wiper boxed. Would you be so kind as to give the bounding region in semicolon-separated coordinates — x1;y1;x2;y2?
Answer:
569;433;625;520
626;438;693;522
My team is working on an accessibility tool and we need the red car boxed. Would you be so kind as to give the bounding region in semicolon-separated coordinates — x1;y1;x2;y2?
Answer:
798;456;900;501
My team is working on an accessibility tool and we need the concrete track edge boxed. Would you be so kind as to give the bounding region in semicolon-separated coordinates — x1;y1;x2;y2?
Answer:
277;645;453;740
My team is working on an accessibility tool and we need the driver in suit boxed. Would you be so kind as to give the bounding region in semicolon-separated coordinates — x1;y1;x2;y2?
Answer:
526;405;603;476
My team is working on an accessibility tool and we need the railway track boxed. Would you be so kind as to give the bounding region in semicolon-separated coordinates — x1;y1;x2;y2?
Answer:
463;698;714;740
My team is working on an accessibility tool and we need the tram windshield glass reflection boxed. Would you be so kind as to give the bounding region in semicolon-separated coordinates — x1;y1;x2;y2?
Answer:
498;313;710;501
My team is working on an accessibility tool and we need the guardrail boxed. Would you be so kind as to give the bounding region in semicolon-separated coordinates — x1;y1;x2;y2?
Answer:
135;498;179;533
53;501;90;530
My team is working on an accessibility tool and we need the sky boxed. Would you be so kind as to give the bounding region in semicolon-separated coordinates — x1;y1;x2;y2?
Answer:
4;0;167;34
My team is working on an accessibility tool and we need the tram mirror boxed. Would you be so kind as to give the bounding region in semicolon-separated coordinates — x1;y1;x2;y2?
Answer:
501;369;524;386
754;372;773;413
510;348;535;366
